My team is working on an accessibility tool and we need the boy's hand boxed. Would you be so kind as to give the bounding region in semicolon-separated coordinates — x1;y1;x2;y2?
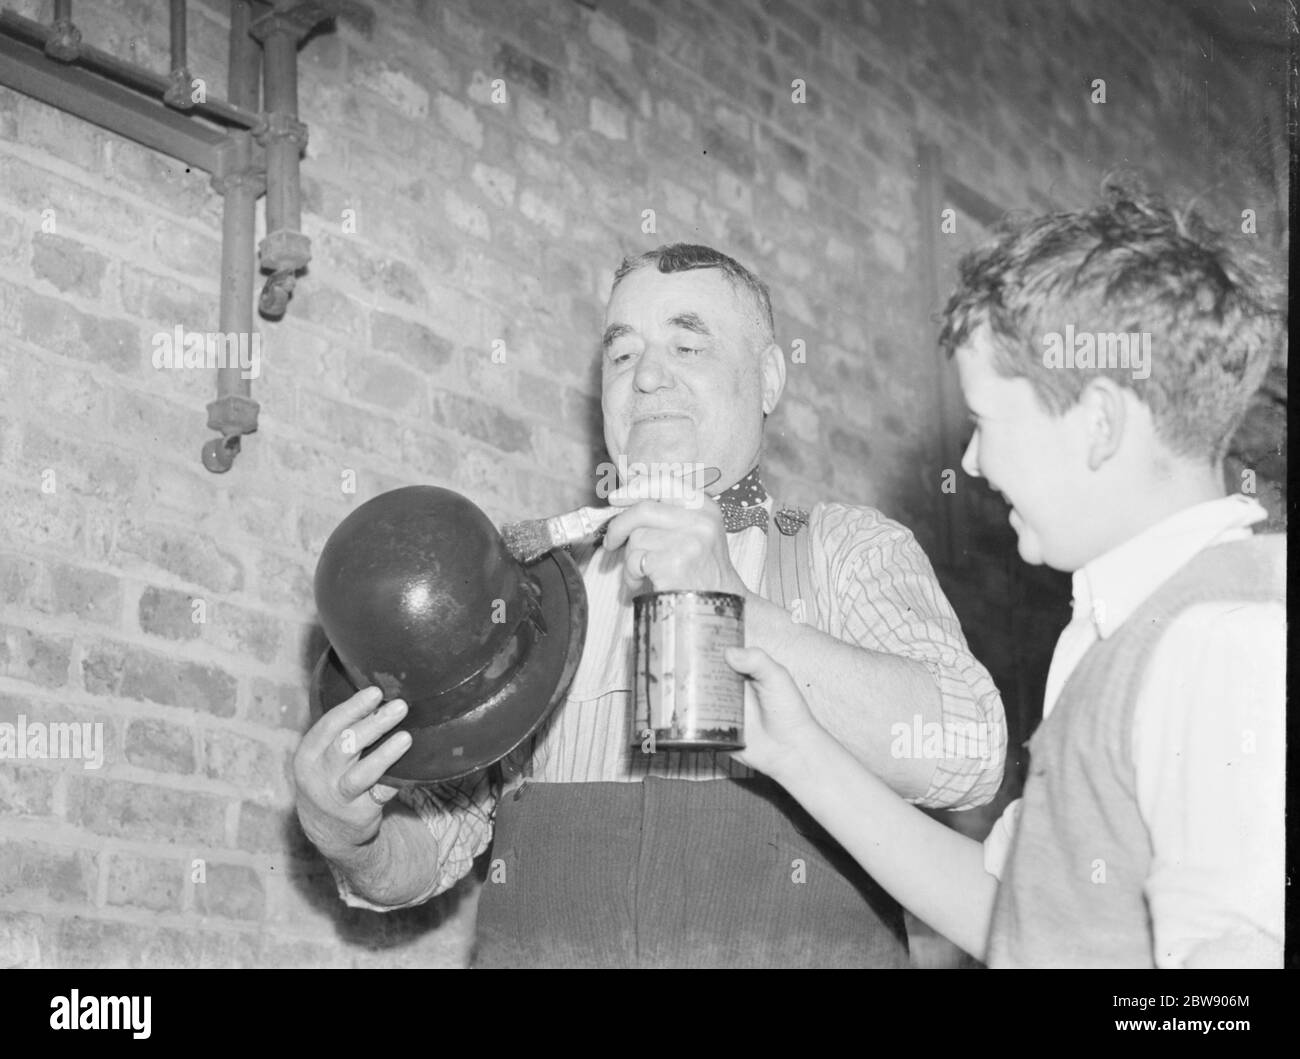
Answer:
725;645;827;781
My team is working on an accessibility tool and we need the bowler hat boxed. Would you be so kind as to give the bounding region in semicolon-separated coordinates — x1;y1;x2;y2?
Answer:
309;485;586;783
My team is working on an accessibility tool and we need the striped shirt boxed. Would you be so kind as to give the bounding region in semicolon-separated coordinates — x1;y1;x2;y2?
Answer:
335;500;1006;910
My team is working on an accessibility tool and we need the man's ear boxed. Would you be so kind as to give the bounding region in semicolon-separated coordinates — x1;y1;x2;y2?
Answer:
1080;377;1127;471
760;342;787;416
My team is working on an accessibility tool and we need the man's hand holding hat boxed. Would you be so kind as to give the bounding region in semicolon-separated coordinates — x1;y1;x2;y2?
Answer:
292;686;410;864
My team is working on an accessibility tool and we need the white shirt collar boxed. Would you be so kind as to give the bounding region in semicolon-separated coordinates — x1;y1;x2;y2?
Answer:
1072;494;1267;638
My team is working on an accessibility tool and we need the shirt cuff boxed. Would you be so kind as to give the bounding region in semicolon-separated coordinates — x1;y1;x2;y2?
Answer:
327;857;442;913
326;778;497;912
910;659;1007;811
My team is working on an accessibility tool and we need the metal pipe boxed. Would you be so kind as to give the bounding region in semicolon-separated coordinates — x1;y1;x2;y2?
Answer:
169;0;186;68
227;0;260;112
201;4;269;474
250;3;326;317
2;10;260;128
163;0;195;109
262;26;300;241
205;1;337;468
201;129;261;474
0;29;228;174
46;0;80;61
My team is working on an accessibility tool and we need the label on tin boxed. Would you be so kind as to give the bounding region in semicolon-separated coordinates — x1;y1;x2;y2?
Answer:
633;591;744;748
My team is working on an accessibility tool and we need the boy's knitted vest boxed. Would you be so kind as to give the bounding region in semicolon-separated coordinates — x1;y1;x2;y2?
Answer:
987;534;1285;968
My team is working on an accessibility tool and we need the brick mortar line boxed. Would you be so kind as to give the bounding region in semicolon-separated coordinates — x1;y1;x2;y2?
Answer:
0;675;312;732
306;28;891;234
2;563;314;623
0;821;309;868
0;895;289;936
0;884;393;940
4;896;421;959
1;343;216;410
0;140;224;239
265;422;579;496
0;533;321;623
4;598;317;669
5;433;441;537
0;737;299;787
294;373;596;440
0;201;218;269
1;440;604;518
0;162;574;333
0;262;221;334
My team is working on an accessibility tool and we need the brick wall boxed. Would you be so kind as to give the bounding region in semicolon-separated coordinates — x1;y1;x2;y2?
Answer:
0;0;1286;967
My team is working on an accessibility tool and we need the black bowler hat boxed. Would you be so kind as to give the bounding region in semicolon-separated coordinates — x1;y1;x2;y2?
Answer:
309;485;587;783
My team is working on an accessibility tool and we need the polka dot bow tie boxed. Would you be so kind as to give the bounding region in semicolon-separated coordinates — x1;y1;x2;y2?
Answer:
716;467;770;533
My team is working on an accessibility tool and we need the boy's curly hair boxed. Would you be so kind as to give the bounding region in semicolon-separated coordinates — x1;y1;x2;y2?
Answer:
939;181;1285;461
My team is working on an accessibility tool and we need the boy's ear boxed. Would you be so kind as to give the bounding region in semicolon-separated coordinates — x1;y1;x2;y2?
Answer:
760;342;787;416
1080;378;1127;470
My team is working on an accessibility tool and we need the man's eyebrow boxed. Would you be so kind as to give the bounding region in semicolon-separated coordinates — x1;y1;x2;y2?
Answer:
602;323;633;350
668;312;711;336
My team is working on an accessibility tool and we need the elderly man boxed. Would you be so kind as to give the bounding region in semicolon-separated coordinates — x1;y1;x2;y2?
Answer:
293;243;1005;968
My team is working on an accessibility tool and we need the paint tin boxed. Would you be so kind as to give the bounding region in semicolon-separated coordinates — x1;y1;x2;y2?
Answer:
632;590;745;751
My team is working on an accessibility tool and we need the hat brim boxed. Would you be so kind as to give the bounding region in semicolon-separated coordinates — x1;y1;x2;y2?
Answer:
309;547;587;785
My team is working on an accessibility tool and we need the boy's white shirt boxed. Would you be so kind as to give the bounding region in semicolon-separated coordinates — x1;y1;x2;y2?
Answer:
982;494;1285;967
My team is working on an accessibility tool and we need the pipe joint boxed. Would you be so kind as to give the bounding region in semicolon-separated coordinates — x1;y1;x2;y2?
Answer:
163;66;197;109
44;18;81;61
259;228;311;272
201;434;241;473
249;2;337;46
210;164;266;197
254;111;309;149
207;393;261;436
258;267;298;317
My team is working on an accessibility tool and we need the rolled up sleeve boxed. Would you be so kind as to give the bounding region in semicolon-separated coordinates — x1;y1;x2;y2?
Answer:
331;769;498;911
811;502;1007;810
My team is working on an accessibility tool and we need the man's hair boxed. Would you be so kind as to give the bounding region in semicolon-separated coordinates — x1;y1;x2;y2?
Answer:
612;243;777;348
939;181;1284;461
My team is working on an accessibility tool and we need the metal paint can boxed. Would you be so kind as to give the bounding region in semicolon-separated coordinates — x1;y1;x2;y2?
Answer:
632;590;745;751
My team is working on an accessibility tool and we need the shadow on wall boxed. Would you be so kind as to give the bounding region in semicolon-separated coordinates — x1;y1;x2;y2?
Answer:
270;621;480;965
276;802;480;962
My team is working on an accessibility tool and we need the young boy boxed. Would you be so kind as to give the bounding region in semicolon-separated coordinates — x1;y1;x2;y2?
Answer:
727;185;1286;968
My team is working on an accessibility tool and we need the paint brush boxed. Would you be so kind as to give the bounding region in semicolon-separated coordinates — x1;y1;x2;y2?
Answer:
502;465;721;564
502;505;621;564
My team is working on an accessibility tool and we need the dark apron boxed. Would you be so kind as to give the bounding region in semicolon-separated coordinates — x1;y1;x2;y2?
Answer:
473;775;910;968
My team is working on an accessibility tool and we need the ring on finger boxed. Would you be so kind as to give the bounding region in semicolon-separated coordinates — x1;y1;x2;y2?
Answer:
638;552;649;577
